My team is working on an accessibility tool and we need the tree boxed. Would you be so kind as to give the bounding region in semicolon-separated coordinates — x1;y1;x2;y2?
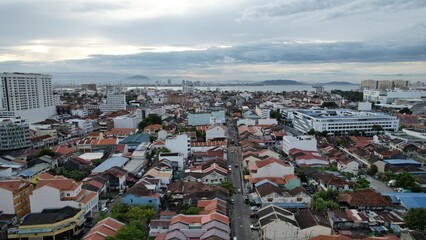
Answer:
355;178;370;190
37;148;55;157
399;108;412;115
92;159;104;166
372;125;384;132
321;102;339;108
269;110;282;121
367;164;378;176
219;180;236;195
113;221;147;240
139;114;162;130
405;208;426;231
320;130;328;137
182;207;200;215
395;172;421;192
307;128;316;135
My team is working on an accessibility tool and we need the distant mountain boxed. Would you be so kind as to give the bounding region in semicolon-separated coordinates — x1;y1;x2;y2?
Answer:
260;79;304;85
322;81;357;85
125;75;151;81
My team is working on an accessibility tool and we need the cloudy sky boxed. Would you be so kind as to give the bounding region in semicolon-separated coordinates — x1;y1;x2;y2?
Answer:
0;0;425;83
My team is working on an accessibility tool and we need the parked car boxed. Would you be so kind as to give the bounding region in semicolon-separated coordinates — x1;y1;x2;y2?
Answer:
250;224;260;230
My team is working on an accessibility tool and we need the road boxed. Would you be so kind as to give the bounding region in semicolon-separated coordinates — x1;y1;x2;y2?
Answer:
227;117;251;240
228;146;251;240
365;175;395;193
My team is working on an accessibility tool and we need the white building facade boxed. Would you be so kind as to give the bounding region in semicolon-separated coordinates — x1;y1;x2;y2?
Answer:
291;109;399;136
282;135;317;155
0;72;56;123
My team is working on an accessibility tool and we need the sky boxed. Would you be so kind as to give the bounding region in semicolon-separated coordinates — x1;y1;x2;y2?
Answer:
0;0;425;84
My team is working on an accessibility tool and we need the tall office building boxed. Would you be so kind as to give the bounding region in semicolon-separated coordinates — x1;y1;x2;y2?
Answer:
0;72;56;123
99;87;126;113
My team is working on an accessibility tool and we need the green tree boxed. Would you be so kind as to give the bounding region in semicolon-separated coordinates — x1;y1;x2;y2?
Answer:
399;108;412;115
372;125;384;132
92;159;104;166
355;178;370;190
395;172;421;192
182;207;200;215
139;114;162;130
312;189;338;202
269;110;282;121
219;180;236;195
321;102;339;108
367;164;378;176
37;148;55;157
307;128;316;135
405;208;426;231
113;221;147;240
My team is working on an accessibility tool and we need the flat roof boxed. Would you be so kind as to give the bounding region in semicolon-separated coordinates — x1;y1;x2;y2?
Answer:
383;193;426;209
295;109;395;119
383;159;421;165
92;157;128;173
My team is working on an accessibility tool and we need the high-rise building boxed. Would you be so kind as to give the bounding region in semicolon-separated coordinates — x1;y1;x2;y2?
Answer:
99;86;126;113
0;72;56;123
361;79;410;90
0;118;31;151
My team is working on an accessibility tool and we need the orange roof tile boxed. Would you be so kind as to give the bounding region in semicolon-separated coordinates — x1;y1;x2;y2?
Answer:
256;157;287;168
0;179;29;193
249;177;286;185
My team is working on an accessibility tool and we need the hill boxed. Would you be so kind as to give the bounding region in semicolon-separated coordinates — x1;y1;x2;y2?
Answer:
260;80;304;85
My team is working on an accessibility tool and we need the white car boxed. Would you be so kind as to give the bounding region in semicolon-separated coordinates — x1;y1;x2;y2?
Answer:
101;207;108;213
250;224;260;230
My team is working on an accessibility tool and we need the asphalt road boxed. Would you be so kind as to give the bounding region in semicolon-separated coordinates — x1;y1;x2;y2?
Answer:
226;117;251;240
228;146;251;240
365;175;395;193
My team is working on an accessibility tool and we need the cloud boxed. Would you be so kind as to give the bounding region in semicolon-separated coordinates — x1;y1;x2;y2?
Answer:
238;0;426;22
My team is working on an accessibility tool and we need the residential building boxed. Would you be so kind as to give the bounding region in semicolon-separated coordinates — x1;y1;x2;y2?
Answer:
165;134;190;159
113;109;143;128
7;207;85;240
337;189;393;210
363;89;425;104
165;212;230;239
290;109;399;136
258;205;331;240
283;135;317;155
159;152;185;171
0;178;32;219
121;182;161;211
30;173;98;215
337;158;359;174
0;72;56;123
249;158;294;179
0;118;31;151
66;118;94;134
255;105;271;119
187;110;225;126
205;124;227;141
99;92;126;113
184;161;228;185
83;217;125;240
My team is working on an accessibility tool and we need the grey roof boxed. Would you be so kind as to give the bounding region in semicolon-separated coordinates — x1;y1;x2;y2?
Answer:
22;207;80;225
92;157;128;173
120;134;150;145
259;212;298;228
258;205;293;219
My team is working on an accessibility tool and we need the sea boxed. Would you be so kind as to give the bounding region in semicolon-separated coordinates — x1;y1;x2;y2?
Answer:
128;84;361;92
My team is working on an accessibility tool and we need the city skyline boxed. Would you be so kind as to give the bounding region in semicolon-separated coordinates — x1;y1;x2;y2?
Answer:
0;0;426;83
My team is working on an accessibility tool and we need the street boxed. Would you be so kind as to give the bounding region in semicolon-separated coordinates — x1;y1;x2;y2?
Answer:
227;117;252;240
228;146;252;240
365;175;395;193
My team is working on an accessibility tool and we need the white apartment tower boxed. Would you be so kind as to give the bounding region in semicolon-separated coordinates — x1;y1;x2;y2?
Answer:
0;72;56;123
99;87;126;113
